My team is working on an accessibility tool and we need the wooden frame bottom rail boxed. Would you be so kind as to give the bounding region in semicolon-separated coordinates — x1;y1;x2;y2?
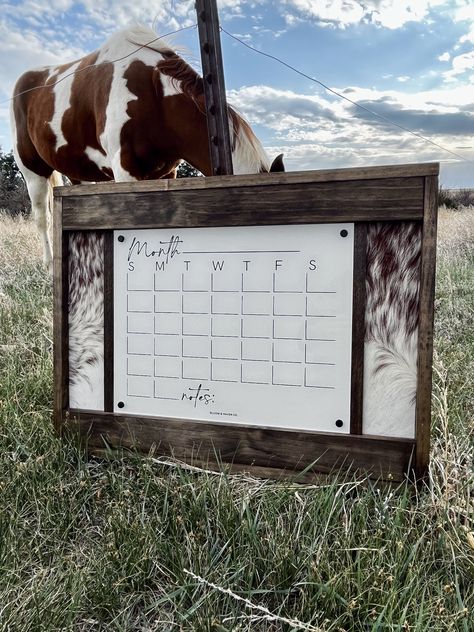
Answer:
66;411;415;481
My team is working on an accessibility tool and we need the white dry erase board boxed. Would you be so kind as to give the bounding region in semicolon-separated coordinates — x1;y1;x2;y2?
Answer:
113;224;354;432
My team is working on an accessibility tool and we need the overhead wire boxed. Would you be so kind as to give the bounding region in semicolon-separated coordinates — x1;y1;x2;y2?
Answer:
220;26;474;166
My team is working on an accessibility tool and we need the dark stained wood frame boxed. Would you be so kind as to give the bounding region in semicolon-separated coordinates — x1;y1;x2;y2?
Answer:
53;163;439;481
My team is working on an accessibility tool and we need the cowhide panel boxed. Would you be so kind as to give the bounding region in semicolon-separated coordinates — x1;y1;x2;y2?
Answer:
68;232;104;411
363;222;421;438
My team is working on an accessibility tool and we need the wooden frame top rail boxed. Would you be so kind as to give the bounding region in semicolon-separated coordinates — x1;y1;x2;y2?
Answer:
55;163;440;197
57;169;435;230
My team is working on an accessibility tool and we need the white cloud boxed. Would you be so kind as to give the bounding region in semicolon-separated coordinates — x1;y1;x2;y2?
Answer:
0;25;85;96
460;24;474;44
227;82;474;175
282;0;468;30
438;51;451;61
443;50;474;80
283;1;364;28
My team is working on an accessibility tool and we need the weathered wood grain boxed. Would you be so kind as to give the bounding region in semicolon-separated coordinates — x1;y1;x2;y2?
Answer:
350;223;367;434
61;177;425;229
103;232;114;412
415;175;438;477
53;197;68;434
54;163;440;197
68;410;415;481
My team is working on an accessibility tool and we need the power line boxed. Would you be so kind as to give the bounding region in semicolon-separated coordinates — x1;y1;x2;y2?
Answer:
220;26;474;166
1;24;197;106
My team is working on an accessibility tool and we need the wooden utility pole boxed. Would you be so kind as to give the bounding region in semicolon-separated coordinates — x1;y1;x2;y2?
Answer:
195;0;234;175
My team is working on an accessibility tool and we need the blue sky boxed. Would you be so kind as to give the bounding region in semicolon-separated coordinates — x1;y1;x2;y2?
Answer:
1;0;473;186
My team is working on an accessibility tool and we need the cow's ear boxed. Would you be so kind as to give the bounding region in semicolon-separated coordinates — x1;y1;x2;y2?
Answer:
270;153;285;172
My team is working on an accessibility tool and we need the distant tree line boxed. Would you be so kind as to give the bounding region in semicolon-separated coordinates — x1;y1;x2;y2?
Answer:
0;149;201;217
0;148;30;216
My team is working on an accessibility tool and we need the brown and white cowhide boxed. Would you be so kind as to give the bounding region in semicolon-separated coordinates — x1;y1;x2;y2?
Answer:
363;222;421;437
68;233;104;410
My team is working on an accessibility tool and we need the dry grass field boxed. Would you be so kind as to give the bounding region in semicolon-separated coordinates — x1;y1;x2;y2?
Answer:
0;208;473;631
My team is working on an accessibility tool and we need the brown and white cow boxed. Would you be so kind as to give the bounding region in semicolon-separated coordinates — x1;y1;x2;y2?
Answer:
11;25;284;271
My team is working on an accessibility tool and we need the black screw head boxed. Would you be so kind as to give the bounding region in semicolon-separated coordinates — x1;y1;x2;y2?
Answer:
118;235;125;242
340;229;348;238
117;401;125;409
335;419;344;428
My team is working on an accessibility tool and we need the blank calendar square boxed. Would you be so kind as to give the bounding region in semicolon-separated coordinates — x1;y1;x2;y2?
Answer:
305;340;336;365
211;338;240;360
242;269;270;292
272;363;303;387
127;313;153;334
127;356;153;377
273;294;305;316
211;270;240;292
273;268;304;292
211;293;240;314
127;293;153;313
273;316;303;340
183;268;210;291
155;313;181;335
182;336;210;358
182;315;209;336
242;293;271;315
154;378;180;400
211;359;240;382
306;272;336;294
182;358;210;380
242;361;271;384
306;293;339;317
242;315;272;338
305;364;335;388
211;270;242;292
154;292;180;313
241;338;271;361
182;292;209;314
127;376;153;397
127;334;153;355
127;270;154;291
154;334;181;357
305;318;336;341
273;339;303;363
211;315;240;337
154;356;181;379
154;270;181;291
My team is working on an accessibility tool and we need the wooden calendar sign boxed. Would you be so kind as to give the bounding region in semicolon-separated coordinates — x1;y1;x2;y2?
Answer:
53;163;438;481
